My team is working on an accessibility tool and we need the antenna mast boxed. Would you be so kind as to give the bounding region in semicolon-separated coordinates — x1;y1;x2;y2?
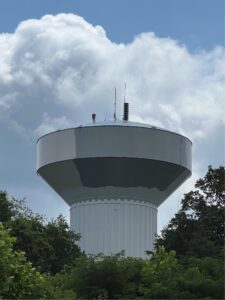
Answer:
124;83;126;103
114;87;117;120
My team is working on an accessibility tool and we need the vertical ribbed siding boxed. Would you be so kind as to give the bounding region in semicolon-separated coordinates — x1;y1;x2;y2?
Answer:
70;199;157;258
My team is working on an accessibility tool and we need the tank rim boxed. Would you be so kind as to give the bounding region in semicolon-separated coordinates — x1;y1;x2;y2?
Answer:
36;120;192;145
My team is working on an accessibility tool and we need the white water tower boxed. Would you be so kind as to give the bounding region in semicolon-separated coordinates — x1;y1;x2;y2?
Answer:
37;104;192;257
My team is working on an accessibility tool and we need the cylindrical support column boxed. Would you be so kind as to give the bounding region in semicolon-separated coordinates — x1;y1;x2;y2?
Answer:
70;199;157;258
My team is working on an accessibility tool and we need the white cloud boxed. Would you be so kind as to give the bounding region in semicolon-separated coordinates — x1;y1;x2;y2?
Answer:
0;13;224;141
0;13;224;232
34;113;73;138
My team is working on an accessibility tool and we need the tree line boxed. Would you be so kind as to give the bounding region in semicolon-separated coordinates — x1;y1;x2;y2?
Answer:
0;166;224;298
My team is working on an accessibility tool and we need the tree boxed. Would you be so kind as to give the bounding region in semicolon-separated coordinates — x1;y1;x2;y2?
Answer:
179;256;224;299
64;253;126;298
1;165;224;299
0;191;14;223
119;256;145;298
0;222;52;299
156;166;225;258
140;246;224;299
140;246;181;299
0;191;81;274
44;215;81;274
52;252;146;299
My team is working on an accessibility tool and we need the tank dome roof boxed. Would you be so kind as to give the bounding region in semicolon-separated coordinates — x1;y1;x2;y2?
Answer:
80;120;160;129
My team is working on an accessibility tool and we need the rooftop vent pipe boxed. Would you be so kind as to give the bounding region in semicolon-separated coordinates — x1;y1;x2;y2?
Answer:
92;113;96;123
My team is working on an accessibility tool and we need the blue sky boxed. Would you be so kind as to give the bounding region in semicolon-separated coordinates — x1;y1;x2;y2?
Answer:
1;0;224;49
0;0;224;233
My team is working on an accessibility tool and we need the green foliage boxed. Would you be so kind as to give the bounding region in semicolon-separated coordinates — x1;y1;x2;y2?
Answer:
50;246;224;299
51;252;145;299
0;222;53;299
156;165;225;258
47;270;78;299
0;166;224;299
179;257;225;299
8;214;81;274
0;191;14;223
60;253;126;298
119;256;145;297
45;215;81;273
141;246;180;298
0;192;81;274
140;246;225;299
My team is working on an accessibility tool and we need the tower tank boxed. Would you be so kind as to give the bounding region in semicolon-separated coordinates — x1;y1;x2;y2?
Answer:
37;118;192;258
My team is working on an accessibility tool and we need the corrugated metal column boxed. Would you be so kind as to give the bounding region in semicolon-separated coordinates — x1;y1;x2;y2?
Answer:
70;199;157;258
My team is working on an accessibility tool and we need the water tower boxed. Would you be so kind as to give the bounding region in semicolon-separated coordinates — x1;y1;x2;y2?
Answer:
37;104;192;257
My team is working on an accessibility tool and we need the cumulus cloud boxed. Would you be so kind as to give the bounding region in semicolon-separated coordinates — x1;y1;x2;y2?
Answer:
0;13;224;141
34;113;73;137
0;13;224;230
